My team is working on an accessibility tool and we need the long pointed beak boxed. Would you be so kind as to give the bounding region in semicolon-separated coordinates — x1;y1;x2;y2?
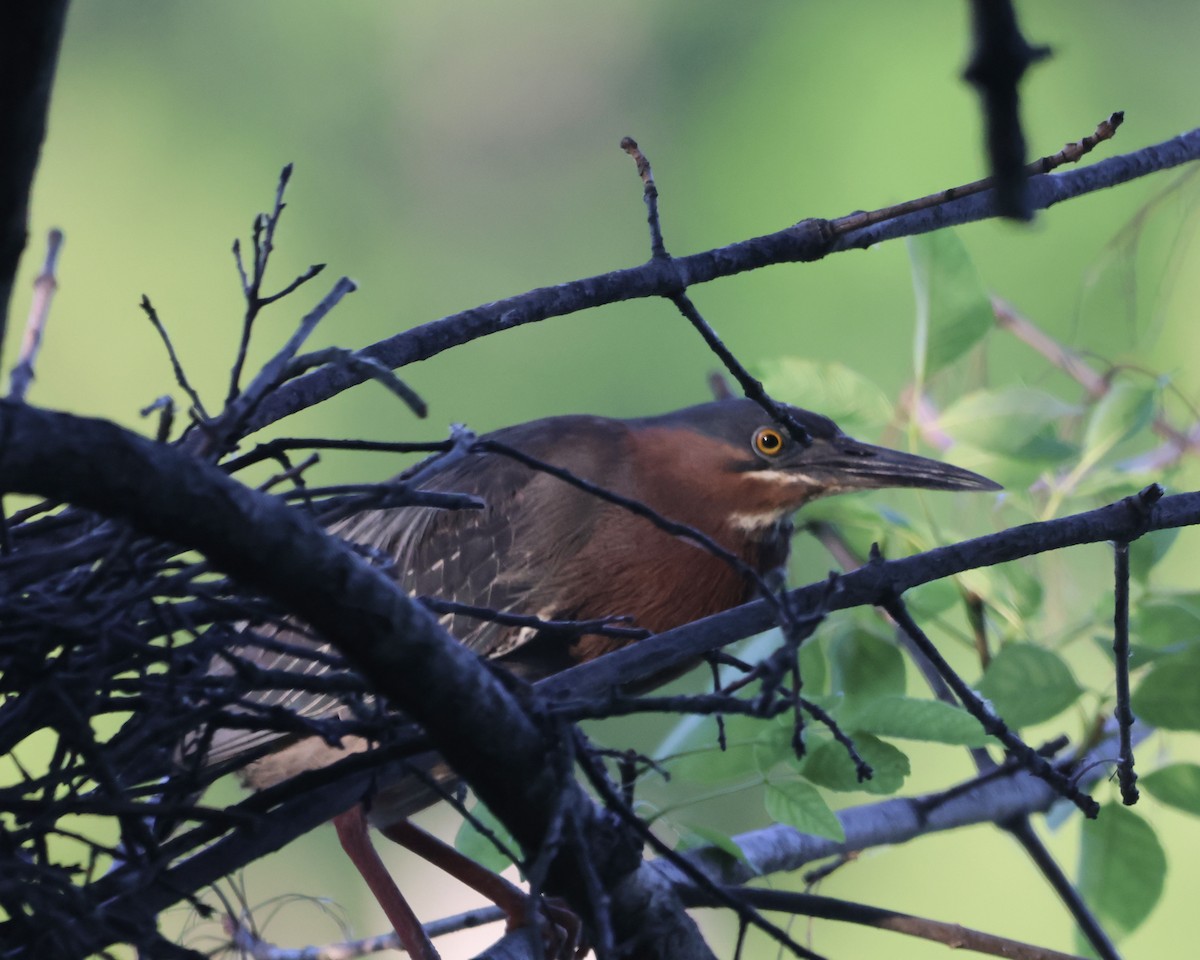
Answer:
798;436;1002;494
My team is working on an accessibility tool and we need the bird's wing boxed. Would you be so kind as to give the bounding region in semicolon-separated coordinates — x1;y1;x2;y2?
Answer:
197;423;622;772
335;441;604;658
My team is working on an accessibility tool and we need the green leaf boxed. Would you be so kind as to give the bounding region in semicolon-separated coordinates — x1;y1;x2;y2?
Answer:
757;358;893;436
829;628;905;702
844;696;992;745
763;779;844;840
1078;804;1166;940
1133;593;1200;649
1141;763;1200;816
798;733;909;795
905;577;960;618
937;387;1079;458
1131;649;1200;730
1080;381;1157;465
674;823;752;865
455;800;518;874
754;718;797;774
907;229;993;380
1129;529;1180;583
976;644;1082;728
797;642;827;699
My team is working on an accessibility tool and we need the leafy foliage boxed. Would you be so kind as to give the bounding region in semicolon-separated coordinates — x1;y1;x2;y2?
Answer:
631;224;1198;948
1078;804;1166;942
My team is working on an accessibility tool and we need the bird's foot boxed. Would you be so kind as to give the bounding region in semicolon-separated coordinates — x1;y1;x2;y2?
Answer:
505;895;587;960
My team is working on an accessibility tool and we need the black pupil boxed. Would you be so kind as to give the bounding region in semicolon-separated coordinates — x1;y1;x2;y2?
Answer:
761;432;779;450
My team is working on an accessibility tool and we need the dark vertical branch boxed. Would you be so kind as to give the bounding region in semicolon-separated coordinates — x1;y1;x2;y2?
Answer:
0;2;70;363
963;0;1051;220
1003;817;1124;960
1111;540;1139;805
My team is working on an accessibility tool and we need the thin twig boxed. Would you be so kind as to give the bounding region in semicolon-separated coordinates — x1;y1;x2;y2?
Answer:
717;886;1086;960
574;729;827;960
881;590;1099;817
620;136;667;260
667;291;813;446
8;227;63;401
832;113;1121;235
205;276;357;454
226;905;506;960
227;165;324;404
1002;817;1123;960
140;295;210;421
288;346;426;418
140;395;177;443
247;119;1190;435
993;295;1200;469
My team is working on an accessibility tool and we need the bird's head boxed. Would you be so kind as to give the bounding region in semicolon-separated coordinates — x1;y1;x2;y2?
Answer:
629;399;999;532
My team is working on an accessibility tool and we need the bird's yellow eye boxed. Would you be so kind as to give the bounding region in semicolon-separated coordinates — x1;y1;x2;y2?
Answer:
753;427;785;457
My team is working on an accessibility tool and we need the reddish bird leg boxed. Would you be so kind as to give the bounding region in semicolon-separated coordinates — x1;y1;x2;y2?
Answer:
376;818;584;959
332;805;441;960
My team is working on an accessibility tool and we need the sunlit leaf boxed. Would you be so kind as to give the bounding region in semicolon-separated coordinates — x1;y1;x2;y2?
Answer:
1130;649;1200;730
977;644;1082;728
754;718;797;774
1080;381;1157;464
844;696;992;745
1133;593;1200;649
758;357;893;435
1129;529;1180;583
798;632;828;696
763;779;844;840
937;387;1079;458
796;497;896;565
1078;804;1165;940
797;732;909;795
907;229;993;380
1141;763;1200;816
829;628;905;702
905;577;960;618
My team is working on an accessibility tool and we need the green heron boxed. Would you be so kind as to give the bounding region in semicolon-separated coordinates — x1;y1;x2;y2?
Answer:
200;398;999;959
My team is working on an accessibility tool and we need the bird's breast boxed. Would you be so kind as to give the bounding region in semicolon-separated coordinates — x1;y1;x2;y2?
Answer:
557;508;788;648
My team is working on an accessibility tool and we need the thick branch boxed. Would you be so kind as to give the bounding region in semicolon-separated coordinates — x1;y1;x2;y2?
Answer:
79;484;1200;918
245;128;1200;433
0;2;69;359
0;401;711;960
671;724;1144;890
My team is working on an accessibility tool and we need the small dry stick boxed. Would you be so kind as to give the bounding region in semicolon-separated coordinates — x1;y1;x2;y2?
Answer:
620;136;666;260
8;228;64;402
832;113;1124;236
226;905;507;960
993;295;1200;464
733;886;1088;960
141;295;210;421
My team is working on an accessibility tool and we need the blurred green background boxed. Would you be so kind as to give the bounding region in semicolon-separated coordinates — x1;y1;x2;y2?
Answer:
11;1;1200;957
